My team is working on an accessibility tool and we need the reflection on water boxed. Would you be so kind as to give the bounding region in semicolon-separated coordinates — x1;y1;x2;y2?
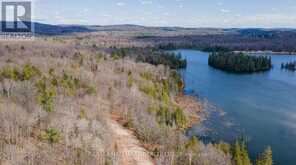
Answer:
176;49;296;165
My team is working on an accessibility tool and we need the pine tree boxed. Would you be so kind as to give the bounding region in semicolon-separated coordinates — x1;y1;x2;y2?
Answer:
256;147;273;165
233;140;243;165
232;139;252;165
208;52;272;73
241;141;252;165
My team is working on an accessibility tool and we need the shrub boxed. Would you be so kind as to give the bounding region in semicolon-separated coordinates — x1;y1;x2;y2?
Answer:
170;71;184;92
0;64;41;81
85;85;97;95
79;108;87;119
0;66;21;81
172;107;188;129
60;73;80;96
140;72;153;81
22;64;41;80
214;141;231;155
156;106;173;126
161;81;170;104
111;52;120;60
139;82;157;99
185;136;199;151
36;78;56;112
40;128;61;143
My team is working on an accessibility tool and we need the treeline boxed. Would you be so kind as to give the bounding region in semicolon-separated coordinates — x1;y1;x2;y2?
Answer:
110;47;187;69
281;61;296;71
228;138;273;165
208;52;272;73
139;31;296;53
158;43;231;52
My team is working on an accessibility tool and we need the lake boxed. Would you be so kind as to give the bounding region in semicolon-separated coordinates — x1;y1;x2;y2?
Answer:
176;49;296;165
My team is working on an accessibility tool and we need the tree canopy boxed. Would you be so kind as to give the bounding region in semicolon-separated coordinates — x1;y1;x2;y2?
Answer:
208;52;272;73
281;61;296;71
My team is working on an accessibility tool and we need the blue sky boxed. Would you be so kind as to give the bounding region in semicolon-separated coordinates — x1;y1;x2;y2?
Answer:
32;0;296;28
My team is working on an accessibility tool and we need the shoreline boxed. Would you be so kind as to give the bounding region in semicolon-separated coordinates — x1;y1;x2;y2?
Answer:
174;94;205;126
234;50;296;55
170;48;296;55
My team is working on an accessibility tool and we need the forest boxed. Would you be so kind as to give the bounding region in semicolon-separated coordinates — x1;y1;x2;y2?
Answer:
140;29;296;53
281;61;296;71
110;47;187;69
208;52;272;73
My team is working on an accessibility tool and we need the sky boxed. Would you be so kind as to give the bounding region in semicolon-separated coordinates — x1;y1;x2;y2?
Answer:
30;0;296;28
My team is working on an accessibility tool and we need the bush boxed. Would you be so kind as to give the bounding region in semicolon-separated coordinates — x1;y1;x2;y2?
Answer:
85;85;97;95
0;66;21;81
40;128;61;143
140;72;153;81
172;107;188;129
156;106;173;126
60;73;80;96
185;136;199;151
0;64;41;81
79;108;87;119
139;82;158;99
36;77;57;112
22;64;41;80
214;141;231;155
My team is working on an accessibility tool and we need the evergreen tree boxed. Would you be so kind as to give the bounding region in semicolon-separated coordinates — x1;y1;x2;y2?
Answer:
232;139;252;165
241;141;252;165
208;52;272;73
233;140;243;165
281;61;296;71
256;147;273;165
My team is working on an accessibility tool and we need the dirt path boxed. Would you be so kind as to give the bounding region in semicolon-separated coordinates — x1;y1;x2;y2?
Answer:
107;119;154;165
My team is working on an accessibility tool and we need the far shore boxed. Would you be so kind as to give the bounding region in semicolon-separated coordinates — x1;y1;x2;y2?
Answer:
234;50;296;55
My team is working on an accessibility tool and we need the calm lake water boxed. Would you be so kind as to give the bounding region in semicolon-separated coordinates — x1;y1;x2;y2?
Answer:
175;49;296;165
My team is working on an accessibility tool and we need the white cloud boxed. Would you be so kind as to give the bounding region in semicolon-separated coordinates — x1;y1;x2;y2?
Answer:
139;0;152;5
116;2;125;6
220;9;230;13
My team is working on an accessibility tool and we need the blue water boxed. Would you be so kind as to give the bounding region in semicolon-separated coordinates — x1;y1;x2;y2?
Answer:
176;49;296;165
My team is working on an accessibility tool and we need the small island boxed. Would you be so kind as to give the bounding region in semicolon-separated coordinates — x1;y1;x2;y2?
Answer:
281;61;296;71
208;52;272;73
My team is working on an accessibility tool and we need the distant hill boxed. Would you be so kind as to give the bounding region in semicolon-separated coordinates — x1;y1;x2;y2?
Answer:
0;22;94;35
3;21;296;37
34;22;94;35
2;22;296;52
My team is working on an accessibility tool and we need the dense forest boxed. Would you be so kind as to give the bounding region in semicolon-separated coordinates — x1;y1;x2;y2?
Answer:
208;52;272;73
281;61;296;71
110;47;187;69
140;30;296;53
31;22;296;52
